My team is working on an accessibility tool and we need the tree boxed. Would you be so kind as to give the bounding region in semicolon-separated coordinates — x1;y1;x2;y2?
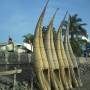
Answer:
63;14;87;39
62;14;88;56
69;14;87;39
23;33;34;44
70;38;83;56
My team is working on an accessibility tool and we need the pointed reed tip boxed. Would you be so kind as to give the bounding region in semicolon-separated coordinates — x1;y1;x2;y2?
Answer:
56;8;59;13
57;8;59;11
68;13;71;17
66;10;68;14
53;8;59;17
46;0;50;6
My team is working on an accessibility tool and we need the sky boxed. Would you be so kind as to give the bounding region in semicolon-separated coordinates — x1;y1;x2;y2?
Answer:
0;0;90;43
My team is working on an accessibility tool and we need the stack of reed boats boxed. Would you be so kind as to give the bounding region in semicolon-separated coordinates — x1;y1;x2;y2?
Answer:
33;0;82;90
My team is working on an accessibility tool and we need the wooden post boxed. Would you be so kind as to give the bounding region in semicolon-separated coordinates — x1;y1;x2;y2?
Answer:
5;53;9;70
31;78;33;90
13;67;17;90
0;68;22;90
25;82;28;90
18;53;20;68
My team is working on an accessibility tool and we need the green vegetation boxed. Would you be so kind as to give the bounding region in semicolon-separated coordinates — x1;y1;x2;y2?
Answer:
63;14;87;39
23;33;34;44
70;38;83;56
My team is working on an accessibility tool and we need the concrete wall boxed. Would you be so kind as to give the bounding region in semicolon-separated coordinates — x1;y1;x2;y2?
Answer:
0;51;32;71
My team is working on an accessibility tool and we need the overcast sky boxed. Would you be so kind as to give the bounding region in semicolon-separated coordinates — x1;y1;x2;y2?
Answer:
0;0;90;43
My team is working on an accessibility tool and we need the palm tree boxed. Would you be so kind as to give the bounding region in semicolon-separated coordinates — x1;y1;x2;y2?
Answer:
63;14;87;39
70;38;83;56
69;14;87;39
23;33;34;44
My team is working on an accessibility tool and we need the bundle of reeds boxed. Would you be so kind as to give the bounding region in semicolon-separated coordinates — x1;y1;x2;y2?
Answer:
66;17;82;87
54;12;72;89
50;9;59;70
44;13;58;90
39;2;51;90
64;18;79;88
50;9;64;90
44;9;64;90
55;24;73;89
33;0;50;90
33;0;82;89
55;29;68;90
60;28;73;89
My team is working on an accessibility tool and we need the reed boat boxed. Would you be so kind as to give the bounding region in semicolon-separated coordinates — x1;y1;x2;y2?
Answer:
50;9;64;90
33;0;50;90
64;18;79;88
66;17;82;87
44;9;65;90
55;12;73;89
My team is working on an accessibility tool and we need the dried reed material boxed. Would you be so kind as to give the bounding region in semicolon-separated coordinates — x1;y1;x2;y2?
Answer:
44;14;57;89
39;28;49;69
44;19;55;70
44;27;58;89
50;9;64;90
55;29;69;90
39;2;51;89
60;27;73;89
50;9;59;69
39;26;51;90
50;26;59;69
55;12;73;89
64;23;79;87
67;17;82;87
44;9;64;90
33;0;50;90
